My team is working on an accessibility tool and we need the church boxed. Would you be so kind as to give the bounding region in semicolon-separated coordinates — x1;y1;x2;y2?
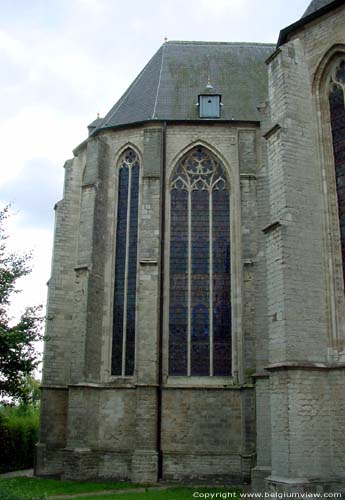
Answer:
36;0;345;493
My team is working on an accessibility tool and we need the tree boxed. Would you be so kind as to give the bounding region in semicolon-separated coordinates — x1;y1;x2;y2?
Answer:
20;375;41;407
0;206;43;403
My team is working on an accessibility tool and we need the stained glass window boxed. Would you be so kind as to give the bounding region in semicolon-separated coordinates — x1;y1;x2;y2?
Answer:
169;147;231;376
112;148;140;376
329;61;345;285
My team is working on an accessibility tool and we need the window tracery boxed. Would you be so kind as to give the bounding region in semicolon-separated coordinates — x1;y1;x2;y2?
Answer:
169;147;231;376
112;148;139;376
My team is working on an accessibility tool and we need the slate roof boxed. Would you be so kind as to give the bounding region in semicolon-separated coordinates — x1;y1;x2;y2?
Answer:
88;117;103;128
302;0;337;17
94;41;275;132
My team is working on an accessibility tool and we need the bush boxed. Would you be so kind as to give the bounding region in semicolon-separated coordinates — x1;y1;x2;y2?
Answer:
0;404;39;473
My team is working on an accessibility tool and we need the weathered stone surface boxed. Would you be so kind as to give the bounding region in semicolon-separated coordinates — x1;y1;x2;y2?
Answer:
38;2;345;489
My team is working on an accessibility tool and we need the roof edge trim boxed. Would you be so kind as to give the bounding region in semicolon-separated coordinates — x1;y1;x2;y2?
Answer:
152;43;166;119
277;0;342;47
75;118;261;155
100;45;164;128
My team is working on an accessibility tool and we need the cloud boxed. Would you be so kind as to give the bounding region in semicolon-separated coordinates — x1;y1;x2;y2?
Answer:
0;0;312;347
0;106;85;186
0;158;63;229
74;0;107;12
199;0;249;15
3;212;53;323
0;30;25;61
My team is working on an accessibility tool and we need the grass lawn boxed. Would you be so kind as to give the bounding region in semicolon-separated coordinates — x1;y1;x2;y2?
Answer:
0;478;241;500
73;488;242;500
0;477;141;497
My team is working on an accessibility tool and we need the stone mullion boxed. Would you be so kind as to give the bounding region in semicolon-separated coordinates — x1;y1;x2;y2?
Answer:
187;186;192;377
209;188;214;377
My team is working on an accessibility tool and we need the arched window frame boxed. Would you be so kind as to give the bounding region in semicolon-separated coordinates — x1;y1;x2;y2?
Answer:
314;46;345;359
109;144;142;378
163;142;243;384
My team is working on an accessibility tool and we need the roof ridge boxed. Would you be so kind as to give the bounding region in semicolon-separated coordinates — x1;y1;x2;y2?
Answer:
165;40;276;46
152;43;166;119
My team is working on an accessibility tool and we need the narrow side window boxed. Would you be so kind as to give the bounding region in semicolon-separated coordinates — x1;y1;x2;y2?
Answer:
329;60;345;284
112;148;140;376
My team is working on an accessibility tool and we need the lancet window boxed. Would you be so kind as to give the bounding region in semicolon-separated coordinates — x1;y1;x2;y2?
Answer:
112;148;140;376
168;146;231;376
329;60;345;285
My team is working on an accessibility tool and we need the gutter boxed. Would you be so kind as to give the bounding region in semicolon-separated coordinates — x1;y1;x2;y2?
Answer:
73;119;261;156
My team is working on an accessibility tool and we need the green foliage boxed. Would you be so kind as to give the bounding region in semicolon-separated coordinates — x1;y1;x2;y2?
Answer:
0;479;241;500
42;488;241;500
20;377;40;408
0;404;40;473
0;477;142;496
0;206;43;403
0;483;45;500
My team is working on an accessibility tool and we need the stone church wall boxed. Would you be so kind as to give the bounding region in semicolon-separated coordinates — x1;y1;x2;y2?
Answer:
256;5;345;492
37;122;260;482
162;388;245;482
36;2;345;489
37;147;87;476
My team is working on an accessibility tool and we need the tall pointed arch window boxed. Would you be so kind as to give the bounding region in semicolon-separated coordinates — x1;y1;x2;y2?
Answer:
169;146;231;377
112;148;140;376
329;60;345;284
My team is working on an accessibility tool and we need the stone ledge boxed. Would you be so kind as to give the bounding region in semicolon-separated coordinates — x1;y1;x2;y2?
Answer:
244;259;254;266
266;474;345;493
262;220;282;234
265;48;282;65
40;385;68;390
262;123;281;140
142;174;160;179
74;265;89;272
162;383;254;390
251;466;271;493
240;173;257;180
252;371;270;379
164;451;241;457
266;361;345;371
68;382;136;389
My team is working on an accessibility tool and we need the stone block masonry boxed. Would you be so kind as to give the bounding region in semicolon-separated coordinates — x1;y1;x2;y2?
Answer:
37;3;345;489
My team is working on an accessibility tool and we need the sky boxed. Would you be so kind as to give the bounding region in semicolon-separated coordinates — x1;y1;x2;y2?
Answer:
0;0;312;364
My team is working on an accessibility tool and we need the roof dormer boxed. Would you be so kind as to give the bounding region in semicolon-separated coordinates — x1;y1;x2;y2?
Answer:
198;79;221;118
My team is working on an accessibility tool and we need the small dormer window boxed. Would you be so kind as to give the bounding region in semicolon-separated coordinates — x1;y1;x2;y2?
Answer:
198;79;221;118
199;94;221;118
